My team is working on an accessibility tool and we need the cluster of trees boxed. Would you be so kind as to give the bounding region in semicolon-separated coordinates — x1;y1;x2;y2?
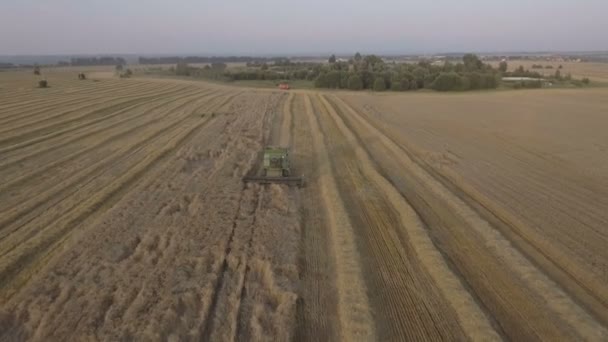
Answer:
0;62;17;69
503;65;544;78
165;53;595;92
140;56;272;65
531;64;554;69
169;53;501;92
173;62;229;80
70;57;126;66
313;53;500;91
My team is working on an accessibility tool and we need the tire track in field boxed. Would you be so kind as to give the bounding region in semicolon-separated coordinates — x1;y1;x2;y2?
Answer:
0;85;190;147
0;89;215;217
417;147;608;328
0;81;183;132
232;93;294;340
368;109;608;327
84;107;243;340
204;186;264;341
0;80;133;110
0;86;191;155
300;94;375;341
0;80;154;122
315;94;493;341
0;92;233;240
279;93;294;147
292;93;339;341
0;89;218;188
0;90;239;243
0;87;216;168
349;98;608;327
0;92;238;301
329;94;608;341
0;81;174;127
199;93;281;340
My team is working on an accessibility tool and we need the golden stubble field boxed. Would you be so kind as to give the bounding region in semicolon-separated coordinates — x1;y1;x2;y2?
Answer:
1;67;607;341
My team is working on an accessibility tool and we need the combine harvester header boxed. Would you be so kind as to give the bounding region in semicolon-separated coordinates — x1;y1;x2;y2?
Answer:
244;146;303;187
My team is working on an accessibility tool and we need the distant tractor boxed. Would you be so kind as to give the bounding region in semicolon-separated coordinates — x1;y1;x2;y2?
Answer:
244;146;303;187
278;83;290;90
38;79;48;88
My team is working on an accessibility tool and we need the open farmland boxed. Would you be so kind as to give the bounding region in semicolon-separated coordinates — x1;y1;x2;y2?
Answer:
489;60;608;83
1;69;608;341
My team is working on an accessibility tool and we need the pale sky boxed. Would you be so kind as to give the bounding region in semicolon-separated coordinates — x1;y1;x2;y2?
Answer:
1;0;607;55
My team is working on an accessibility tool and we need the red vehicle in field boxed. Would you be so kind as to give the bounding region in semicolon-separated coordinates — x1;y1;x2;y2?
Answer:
278;83;290;90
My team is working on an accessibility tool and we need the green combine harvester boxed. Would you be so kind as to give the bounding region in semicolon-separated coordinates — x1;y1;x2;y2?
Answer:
244;146;304;187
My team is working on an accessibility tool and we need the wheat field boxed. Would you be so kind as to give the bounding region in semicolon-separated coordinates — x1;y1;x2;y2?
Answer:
1;68;607;341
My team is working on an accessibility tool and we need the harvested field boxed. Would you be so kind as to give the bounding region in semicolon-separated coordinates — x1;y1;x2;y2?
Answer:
1;69;608;341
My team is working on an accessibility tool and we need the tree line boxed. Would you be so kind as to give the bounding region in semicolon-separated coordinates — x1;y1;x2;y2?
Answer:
166;53;500;91
312;53;500;91
69;57;126;66
166;53;592;91
140;56;280;65
203;53;501;91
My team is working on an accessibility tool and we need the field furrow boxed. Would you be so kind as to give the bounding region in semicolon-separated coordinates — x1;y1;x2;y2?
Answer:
0;91;228;225
300;94;375;341
0;85;192;148
0;90;238;302
0;80;179;124
315;94;499;341
0;81;173;127
0;88;218;187
333;94;608;340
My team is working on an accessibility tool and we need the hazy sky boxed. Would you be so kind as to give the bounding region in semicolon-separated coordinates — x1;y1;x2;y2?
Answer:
1;0;607;55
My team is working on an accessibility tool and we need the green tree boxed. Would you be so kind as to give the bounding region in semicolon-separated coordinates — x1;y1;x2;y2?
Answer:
412;67;429;88
175;62;190;76
364;55;384;70
582;77;591;85
326;70;342;88
347;74;363;90
498;61;508;73
465;72;482;89
354;52;362;61
463;53;483;71
314;71;342;88
432;72;463;91
372;78;386;91
329;54;336;63
260;63;269;70
442;61;454;72
482;73;499;89
391;78;409;91
211;62;227;70
554;69;562;80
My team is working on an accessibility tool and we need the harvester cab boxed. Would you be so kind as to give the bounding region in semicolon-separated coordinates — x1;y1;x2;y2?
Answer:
244;146;303;187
